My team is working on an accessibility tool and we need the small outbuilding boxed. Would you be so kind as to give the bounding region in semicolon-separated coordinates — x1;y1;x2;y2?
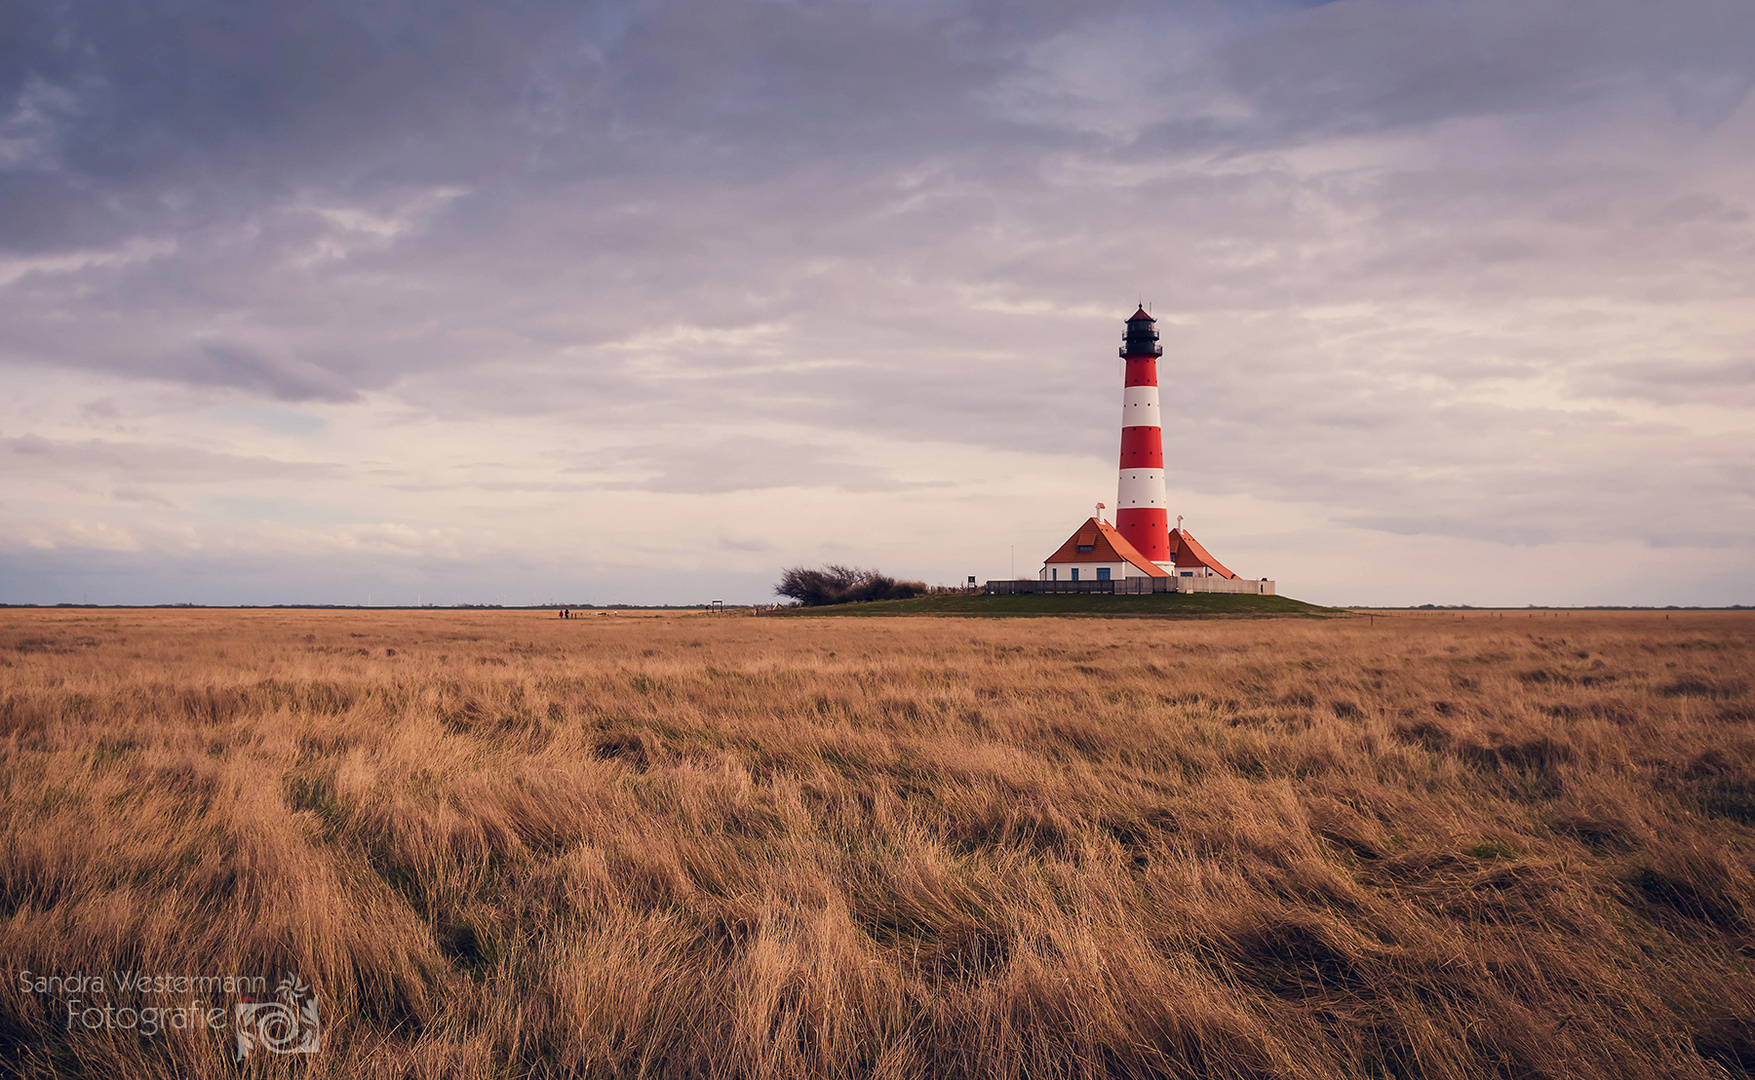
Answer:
1166;527;1238;579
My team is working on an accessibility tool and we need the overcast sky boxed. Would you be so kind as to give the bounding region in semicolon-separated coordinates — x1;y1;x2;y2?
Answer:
2;0;1751;607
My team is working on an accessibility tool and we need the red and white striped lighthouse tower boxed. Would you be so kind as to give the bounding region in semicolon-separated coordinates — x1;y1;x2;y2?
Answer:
1115;307;1171;567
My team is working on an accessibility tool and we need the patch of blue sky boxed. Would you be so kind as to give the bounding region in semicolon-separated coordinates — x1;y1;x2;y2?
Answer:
207;404;330;435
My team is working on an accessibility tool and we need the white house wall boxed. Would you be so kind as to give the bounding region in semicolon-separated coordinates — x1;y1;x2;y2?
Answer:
1040;562;1156;581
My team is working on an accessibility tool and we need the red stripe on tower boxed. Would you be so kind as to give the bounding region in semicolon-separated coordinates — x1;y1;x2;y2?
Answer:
1115;307;1171;565
1118;426;1163;466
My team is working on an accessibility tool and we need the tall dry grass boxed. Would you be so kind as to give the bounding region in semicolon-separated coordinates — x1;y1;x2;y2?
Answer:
0;607;1751;1078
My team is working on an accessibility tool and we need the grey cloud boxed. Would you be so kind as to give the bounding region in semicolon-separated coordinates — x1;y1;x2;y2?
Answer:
112;486;179;508
1162;373;1755;547
1209;0;1755;144
468;481;591;493
0;434;338;482
190;341;359;403
1;3;580;242
589;436;915;495
0;0;1017;256
1579;358;1755;406
0;180;119;254
717;534;775;553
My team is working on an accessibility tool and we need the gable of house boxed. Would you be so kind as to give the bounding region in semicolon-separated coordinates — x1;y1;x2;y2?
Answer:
1044;517;1170;578
1167;528;1238;579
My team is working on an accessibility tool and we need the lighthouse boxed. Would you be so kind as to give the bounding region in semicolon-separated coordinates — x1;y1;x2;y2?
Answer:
1116;307;1171;567
1019;303;1273;595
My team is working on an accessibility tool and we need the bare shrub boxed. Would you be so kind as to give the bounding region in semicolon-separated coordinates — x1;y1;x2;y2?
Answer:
775;565;924;606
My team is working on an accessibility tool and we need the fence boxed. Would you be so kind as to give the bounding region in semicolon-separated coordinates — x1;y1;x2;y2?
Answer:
985;576;1276;596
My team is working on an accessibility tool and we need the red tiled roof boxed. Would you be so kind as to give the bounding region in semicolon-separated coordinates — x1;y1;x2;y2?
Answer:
1127;306;1153;322
1167;528;1238;579
1044;517;1170;578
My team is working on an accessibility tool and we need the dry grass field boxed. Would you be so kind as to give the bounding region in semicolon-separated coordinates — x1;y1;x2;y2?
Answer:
1;607;1752;1079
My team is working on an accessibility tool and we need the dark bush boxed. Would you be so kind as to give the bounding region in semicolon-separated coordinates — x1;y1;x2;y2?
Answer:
775;565;926;606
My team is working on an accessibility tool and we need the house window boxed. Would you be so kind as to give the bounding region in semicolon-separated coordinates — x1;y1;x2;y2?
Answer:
1180;571;1193;577
1076;544;1093;552
1051;568;1058;580
1071;569;1079;581
1096;567;1111;581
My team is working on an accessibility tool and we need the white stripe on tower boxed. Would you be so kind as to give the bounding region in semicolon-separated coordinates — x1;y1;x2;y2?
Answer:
1118;469;1165;508
1120;384;1161;428
1115;306;1171;566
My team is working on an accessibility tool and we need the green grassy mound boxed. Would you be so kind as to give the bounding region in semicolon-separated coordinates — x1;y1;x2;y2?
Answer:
777;591;1334;617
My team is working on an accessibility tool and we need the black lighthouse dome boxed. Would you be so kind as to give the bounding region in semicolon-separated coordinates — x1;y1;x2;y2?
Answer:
1121;307;1162;358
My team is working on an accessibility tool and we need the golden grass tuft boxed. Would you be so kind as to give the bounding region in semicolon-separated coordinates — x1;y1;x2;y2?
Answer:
0;607;1752;1077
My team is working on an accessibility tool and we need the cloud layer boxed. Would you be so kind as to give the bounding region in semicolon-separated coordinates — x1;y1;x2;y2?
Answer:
2;0;1752;605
